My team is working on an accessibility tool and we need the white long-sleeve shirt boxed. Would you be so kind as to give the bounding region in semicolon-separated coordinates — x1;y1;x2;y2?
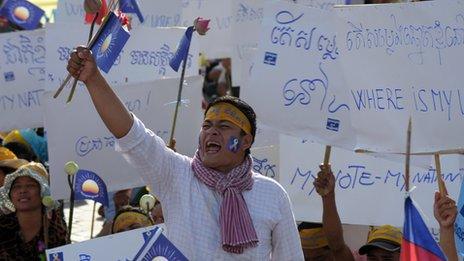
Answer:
116;116;303;260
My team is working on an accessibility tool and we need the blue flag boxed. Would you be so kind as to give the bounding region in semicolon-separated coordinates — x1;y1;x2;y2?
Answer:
169;26;194;72
74;169;109;207
119;0;144;23
90;11;130;73
455;179;464;258
0;0;44;30
133;227;188;261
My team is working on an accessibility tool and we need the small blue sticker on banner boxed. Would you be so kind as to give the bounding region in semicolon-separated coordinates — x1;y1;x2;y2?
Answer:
49;252;64;261
79;254;92;261
4;71;14;82
326;118;340;132
264;52;277;65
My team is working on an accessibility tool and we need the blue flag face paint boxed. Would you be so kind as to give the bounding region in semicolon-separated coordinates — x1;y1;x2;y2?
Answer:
227;137;240;153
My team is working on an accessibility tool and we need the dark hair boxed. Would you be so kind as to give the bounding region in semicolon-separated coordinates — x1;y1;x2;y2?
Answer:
3;142;37;162
0;166;16;176
205;96;257;155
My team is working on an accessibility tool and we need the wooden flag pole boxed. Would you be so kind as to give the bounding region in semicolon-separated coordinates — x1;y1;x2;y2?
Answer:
66;174;75;242
90;201;97;239
317;145;332;197
323;145;331;167
434;154;447;196
405;117;412;193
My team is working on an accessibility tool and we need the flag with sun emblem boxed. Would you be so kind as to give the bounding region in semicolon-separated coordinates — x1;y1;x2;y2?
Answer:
90;11;130;73
74;169;109;206
133;227;188;261
0;0;44;30
119;0;144;23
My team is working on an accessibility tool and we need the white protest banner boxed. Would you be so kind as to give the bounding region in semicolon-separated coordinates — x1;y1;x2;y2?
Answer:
251;145;279;181
231;0;265;87
45;225;187;260
243;1;356;149
334;1;464;153
231;0;344;88
46;23;199;90
0;29;46;131
127;0;182;28
280;134;463;228
296;0;345;10
54;0;182;28
181;0;232;58
45;76;204;200
244;0;464;154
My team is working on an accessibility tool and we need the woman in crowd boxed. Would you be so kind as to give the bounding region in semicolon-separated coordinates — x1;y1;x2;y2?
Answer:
0;162;68;260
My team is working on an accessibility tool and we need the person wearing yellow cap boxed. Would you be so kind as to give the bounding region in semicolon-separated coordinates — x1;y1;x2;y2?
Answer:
358;225;402;260
2;128;48;164
66;48;303;259
298;223;333;260
0;147;28;188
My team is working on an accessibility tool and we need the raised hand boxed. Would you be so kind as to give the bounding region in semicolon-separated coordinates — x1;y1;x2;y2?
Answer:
313;164;335;197
67;46;100;85
434;191;458;229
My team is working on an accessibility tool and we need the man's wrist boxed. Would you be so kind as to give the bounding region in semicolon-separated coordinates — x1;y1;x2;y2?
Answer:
84;70;102;87
321;191;336;201
439;225;455;233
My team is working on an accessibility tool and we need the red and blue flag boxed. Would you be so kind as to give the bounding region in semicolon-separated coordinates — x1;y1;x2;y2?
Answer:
401;196;446;261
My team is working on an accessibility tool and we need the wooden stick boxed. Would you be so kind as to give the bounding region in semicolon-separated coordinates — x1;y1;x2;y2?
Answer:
434;154;447;196
323;145;331;166
66;12;102;104
90;201;97;239
317;145;332;197
67;174;75;243
53;74;72;98
43;213;49;248
168;34;191;148
405;117;411;192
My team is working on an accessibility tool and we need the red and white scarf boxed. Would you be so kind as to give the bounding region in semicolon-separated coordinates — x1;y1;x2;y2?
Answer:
191;151;259;254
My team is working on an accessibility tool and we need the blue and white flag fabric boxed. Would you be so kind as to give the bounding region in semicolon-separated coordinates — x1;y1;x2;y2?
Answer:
90;11;130;73
169;26;194;72
133;227;188;260
119;0;144;23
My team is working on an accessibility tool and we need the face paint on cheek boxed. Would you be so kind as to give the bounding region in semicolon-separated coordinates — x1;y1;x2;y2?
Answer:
227;137;241;153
